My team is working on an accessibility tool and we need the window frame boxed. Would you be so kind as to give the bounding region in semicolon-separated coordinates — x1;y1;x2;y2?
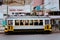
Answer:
29;20;33;26
45;20;49;25
20;20;25;26
8;20;13;26
38;20;43;25
33;20;39;26
25;20;29;26
15;20;20;26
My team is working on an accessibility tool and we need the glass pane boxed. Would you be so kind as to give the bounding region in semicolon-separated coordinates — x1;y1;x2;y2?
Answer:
15;20;19;25
8;20;13;25
54;12;58;15
20;20;26;25
39;20;43;25
49;12;53;15
29;20;33;25
59;11;60;15
25;20;29;25
45;20;49;24
59;0;60;9
20;20;23;25
34;20;38;25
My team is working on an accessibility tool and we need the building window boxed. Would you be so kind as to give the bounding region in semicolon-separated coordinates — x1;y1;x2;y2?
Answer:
54;12;58;15
39;20;43;25
15;13;18;15
59;0;60;10
15;20;19;26
8;20;13;25
49;11;60;15
59;13;60;15
49;12;54;15
12;13;14;15
59;11;60;15
3;14;8;16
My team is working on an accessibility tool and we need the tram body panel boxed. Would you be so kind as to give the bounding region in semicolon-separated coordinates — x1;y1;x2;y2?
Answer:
13;26;44;29
4;16;52;33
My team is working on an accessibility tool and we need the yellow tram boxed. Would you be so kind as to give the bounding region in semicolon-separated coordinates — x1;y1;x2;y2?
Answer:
4;16;52;34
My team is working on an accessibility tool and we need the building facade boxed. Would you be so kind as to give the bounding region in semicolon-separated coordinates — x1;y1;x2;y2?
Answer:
0;0;44;16
44;0;60;27
0;0;60;27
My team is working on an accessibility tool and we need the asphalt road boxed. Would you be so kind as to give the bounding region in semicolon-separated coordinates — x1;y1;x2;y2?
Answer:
0;33;60;40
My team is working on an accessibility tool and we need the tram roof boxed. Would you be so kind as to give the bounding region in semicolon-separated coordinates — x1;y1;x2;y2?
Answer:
6;16;50;20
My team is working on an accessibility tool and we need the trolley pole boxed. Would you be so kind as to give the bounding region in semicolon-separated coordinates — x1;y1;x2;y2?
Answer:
7;0;8;17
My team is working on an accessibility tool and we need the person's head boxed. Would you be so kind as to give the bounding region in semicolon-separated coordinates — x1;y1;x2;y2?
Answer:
33;7;36;10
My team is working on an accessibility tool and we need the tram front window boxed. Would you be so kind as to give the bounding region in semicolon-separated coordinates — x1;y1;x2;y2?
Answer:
15;20;19;26
39;20;43;25
8;20;13;25
45;20;49;25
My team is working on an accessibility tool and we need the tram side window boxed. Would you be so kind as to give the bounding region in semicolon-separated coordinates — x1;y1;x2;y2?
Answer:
15;20;19;25
34;20;38;25
8;20;13;25
25;20;29;25
20;20;23;25
29;20;33;25
20;20;25;25
39;20;43;25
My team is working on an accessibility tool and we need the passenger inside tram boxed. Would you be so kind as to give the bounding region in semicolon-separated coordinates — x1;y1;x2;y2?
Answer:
8;20;13;25
39;20;43;25
20;20;23;25
29;20;33;25
15;20;19;25
25;20;29;25
34;20;38;25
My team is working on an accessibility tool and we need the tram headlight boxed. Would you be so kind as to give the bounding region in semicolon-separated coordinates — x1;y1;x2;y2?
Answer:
5;26;8;30
4;26;8;32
